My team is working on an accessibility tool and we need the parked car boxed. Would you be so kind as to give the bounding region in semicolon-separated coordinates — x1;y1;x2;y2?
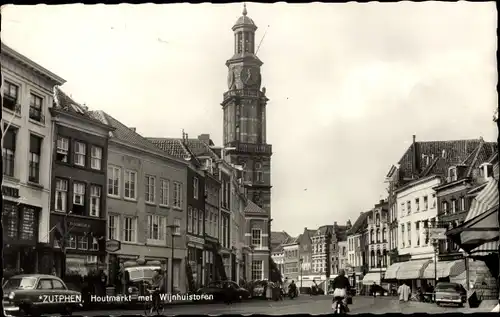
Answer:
435;282;467;307
196;281;251;302
3;274;82;316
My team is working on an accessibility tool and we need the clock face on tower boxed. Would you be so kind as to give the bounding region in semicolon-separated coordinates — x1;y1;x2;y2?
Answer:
240;66;259;86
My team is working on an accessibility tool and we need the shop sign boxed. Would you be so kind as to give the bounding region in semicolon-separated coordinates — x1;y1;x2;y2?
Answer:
188;235;204;245
68;221;91;228
106;239;121;252
2;185;20;198
427;228;447;240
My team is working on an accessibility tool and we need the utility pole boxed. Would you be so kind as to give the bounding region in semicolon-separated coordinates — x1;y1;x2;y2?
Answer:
167;224;179;293
325;231;332;294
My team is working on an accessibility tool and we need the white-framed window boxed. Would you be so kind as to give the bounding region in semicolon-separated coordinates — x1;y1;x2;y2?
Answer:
145;175;156;203
173;182;182;208
407;222;411;246
56;136;69;163
187;206;193;233
160;179;169;206
406;201;411;215
449;167;458;181
74;142;86;166
91;146;102;170
107;166;121;196
124;170;137;200
77;236;88;250
194;209;200;235
423;196;428;210
147;215;166;242
214;213;219;239
442;201;449;214
193;177;199;199
251;228;262;247
66;235;76;249
123;217;137;242
55;178;68;212
108;214;120;240
90;185;101;217
198;209;203;235
251;260;263;280
415;198;420;212
173;218;181;235
400;202;405;217
90;237;99;251
460;197;465;211
415;221;420;246
451;199;457;213
73;182;85;205
432;193;436;208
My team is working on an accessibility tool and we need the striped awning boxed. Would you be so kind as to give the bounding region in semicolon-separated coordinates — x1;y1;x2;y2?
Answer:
396;259;431;280
384;262;404;280
362;272;381;285
422;259;465;280
446;178;499;254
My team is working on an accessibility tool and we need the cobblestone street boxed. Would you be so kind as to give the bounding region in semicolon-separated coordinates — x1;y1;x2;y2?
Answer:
73;296;497;316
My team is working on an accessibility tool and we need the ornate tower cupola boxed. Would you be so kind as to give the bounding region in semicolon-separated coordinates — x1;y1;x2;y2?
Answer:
232;4;258;56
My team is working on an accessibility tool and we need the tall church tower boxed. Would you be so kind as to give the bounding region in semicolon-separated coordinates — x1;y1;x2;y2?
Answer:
222;4;272;214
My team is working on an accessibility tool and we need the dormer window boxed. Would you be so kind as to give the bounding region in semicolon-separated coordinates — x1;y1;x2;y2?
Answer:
480;163;493;179
205;158;213;173
448;166;457;182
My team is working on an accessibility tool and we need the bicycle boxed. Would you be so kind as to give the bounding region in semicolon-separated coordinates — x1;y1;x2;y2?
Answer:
332;297;348;315
143;288;165;316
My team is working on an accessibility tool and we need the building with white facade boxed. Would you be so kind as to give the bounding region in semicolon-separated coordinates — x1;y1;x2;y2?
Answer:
271;245;285;279
337;240;348;271
2;43;65;275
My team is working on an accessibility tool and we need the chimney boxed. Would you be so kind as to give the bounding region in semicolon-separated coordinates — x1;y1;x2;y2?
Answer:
347;220;352;228
129;127;136;132
334;221;337;227
198;134;211;144
380;199;384;204
412;135;418;177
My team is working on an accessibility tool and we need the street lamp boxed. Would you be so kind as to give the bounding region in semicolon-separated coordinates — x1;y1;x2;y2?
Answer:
250;245;255;281
167;224;180;294
268;218;273;281
432;239;438;288
299;258;304;289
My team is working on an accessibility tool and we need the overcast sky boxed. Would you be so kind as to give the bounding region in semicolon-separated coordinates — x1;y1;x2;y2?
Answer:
2;2;497;236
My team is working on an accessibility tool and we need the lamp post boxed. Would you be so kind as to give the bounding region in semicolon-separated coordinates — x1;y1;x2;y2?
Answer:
250;245;255;281
299;258;304;289
432;239;438;287
231;246;236;282
268;218;273;281
167;224;179;294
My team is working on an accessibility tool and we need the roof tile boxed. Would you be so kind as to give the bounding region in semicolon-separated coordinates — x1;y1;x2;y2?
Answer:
53;86;104;124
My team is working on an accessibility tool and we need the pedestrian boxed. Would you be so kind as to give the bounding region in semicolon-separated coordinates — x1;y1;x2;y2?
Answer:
223;282;234;305
371;282;377;298
397;281;411;303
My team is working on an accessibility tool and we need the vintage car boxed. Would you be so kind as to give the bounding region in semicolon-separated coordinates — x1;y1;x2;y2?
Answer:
435;282;467;307
3;274;82;316
196;281;250;302
121;262;162;304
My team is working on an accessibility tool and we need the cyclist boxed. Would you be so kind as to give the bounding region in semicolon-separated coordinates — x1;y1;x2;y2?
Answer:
149;269;165;312
331;269;351;313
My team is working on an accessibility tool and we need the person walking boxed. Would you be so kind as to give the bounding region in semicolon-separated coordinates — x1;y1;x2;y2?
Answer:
397;281;411;303
371;282;377;298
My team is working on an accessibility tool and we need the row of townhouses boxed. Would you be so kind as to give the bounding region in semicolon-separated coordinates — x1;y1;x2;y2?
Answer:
2;7;277;293
270;222;351;292
271;134;498;297
343;135;499;297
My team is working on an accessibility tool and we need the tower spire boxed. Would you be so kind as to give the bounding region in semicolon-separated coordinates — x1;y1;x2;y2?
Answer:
242;3;247;16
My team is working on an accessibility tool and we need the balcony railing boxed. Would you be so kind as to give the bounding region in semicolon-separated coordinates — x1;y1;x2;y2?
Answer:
2;96;21;114
29;106;45;124
223;89;263;101
227;141;272;155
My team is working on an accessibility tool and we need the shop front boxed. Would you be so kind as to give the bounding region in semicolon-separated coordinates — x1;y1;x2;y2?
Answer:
187;235;204;290
204;237;225;284
386;259;431;291
50;213;106;280
3;199;41;276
